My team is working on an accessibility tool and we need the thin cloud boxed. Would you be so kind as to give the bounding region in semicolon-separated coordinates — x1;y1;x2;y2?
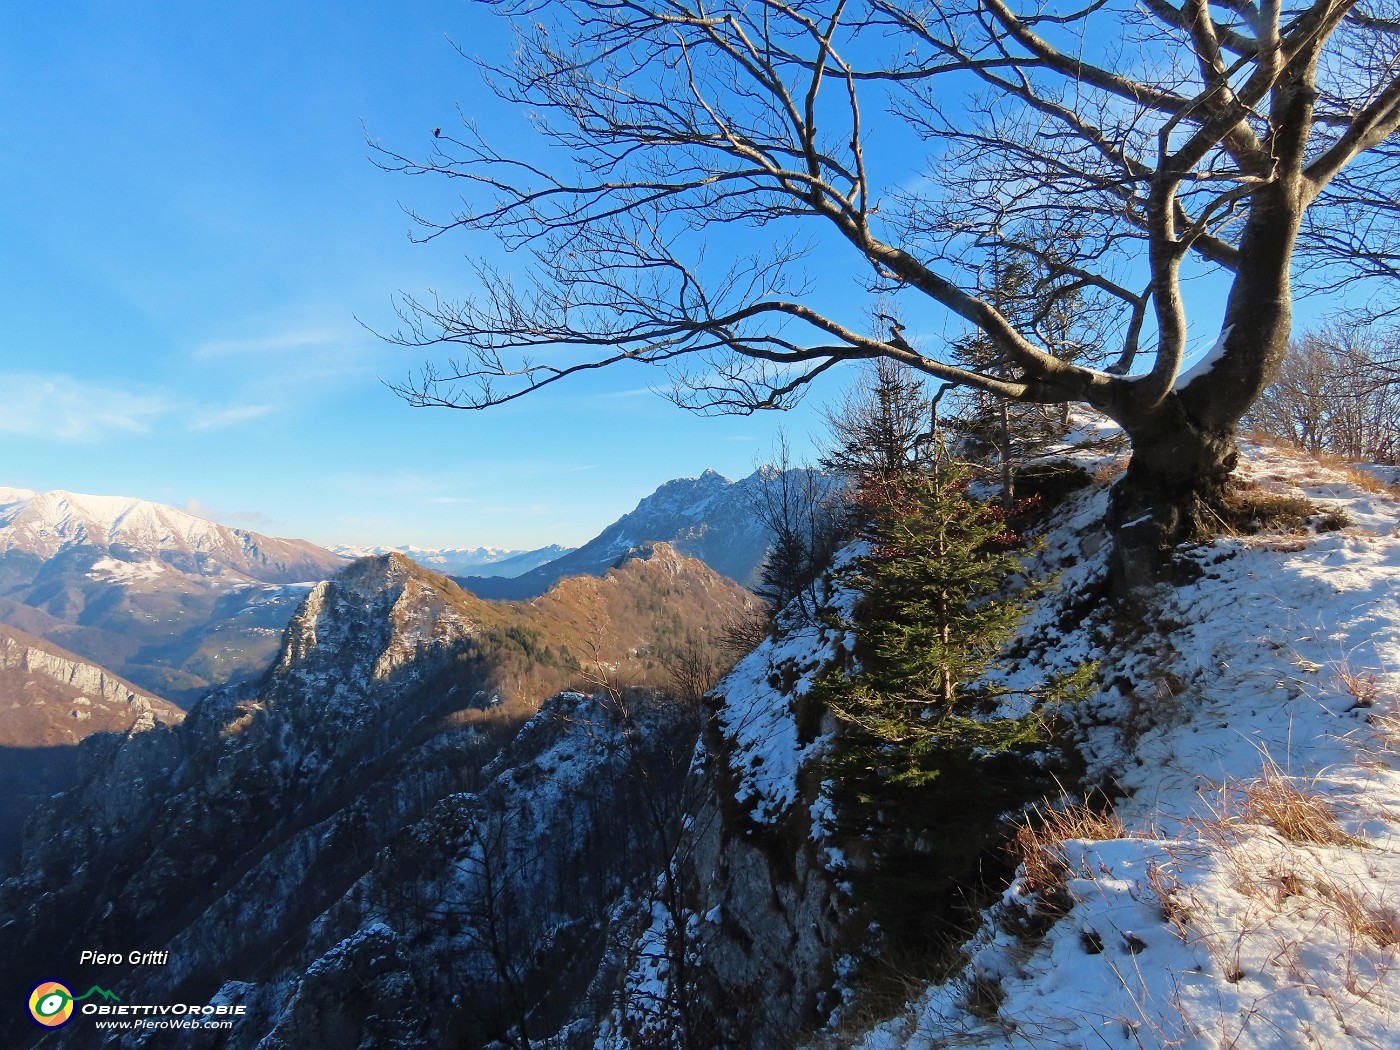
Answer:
0;373;170;442
189;403;277;431
192;324;392;392
591;386;659;401
0;373;290;441
192;328;343;360
180;497;277;529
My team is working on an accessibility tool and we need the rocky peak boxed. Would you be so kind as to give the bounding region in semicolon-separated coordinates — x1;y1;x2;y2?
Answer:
268;553;482;709
630;469;733;520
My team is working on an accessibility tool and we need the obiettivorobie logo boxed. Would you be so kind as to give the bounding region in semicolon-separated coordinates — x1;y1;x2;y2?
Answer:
25;978;246;1032
28;981;120;1028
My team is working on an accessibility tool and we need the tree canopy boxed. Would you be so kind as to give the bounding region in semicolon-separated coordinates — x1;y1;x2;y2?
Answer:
380;0;1400;579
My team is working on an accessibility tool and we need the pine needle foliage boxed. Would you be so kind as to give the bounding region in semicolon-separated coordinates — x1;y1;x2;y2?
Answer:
816;451;1083;958
831;456;1035;759
817;449;1060;796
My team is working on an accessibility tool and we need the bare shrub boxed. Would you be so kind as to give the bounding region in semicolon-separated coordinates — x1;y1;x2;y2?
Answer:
717;603;770;662
1246;325;1400;465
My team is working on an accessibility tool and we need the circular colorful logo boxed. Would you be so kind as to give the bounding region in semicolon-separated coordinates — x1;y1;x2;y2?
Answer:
28;981;75;1028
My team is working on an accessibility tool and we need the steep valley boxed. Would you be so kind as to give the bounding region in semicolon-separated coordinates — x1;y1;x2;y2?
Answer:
0;545;754;1049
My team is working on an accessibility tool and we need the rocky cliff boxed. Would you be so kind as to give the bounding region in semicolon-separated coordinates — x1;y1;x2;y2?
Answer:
0;548;753;1049
0;627;185;875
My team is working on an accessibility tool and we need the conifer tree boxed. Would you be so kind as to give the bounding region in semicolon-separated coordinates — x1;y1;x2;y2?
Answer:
948;247;1094;505
819;357;933;495
826;452;1035;784
816;449;1070;954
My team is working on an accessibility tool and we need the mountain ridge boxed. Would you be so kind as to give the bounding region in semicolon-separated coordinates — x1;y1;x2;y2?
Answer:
457;466;831;599
0;541;753;1048
0;487;348;704
326;542;574;578
0;624;184;875
0;486;344;584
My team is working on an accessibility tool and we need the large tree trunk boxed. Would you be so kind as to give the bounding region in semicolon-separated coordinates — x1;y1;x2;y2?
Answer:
1098;151;1306;596
1106;397;1240;594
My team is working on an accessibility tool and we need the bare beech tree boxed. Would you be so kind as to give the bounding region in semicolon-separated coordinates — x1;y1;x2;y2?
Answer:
1248;323;1400;460
379;0;1400;589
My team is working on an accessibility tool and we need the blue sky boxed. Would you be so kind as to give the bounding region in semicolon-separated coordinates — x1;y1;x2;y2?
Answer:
0;1;837;550
3;3;1343;553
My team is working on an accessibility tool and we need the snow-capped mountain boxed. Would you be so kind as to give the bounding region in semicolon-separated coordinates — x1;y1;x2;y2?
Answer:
460;466;833;598
326;542;573;578
0;487;347;704
0;486;342;583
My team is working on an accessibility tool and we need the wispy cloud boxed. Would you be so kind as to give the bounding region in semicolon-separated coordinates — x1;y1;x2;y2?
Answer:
192;328;343;360
0;373;290;442
189;403;277;431
590;386;660;401
190;323;391;393
0;373;171;442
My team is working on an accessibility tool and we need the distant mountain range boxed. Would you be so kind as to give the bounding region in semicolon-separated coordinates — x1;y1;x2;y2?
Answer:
456;467;828;599
0;467;803;702
0;487;347;705
326;542;574;578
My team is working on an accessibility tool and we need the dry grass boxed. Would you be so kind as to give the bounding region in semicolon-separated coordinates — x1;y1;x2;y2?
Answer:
1145;859;1192;940
1242;431;1400;495
1012;799;1128;899
1092;455;1129;485
1312;877;1400;950
1212;483;1320;535
1371;711;1400;755
1239;761;1364;847
1164;755;1400;1022
1341;668;1385;709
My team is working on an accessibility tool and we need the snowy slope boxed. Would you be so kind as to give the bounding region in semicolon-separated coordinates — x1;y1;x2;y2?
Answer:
827;436;1400;1049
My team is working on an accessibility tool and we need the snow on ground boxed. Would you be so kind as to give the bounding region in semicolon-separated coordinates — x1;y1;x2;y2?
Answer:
713;549;864;827
843;431;1400;1049
84;555;176;583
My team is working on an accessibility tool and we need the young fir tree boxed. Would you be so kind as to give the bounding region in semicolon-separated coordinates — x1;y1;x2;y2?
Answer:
819;357;933;495
827;454;1037;787
816;451;1076;954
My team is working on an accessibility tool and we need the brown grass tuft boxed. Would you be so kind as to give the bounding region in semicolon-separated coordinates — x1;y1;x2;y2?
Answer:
1092;456;1129;485
1312;878;1400;950
1240;762;1363;847
1213;483;1319;535
1012;800;1128;900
